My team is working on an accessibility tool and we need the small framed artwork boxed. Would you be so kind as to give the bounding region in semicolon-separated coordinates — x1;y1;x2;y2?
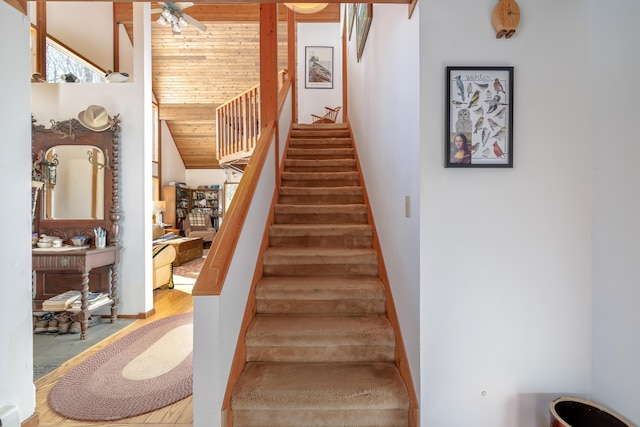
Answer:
355;4;372;62
445;66;514;168
347;4;356;41
305;46;333;89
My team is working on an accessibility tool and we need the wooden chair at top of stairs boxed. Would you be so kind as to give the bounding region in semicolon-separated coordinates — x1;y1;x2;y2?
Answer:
311;106;341;124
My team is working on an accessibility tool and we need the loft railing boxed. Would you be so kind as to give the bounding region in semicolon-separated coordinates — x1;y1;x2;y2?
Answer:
216;69;288;166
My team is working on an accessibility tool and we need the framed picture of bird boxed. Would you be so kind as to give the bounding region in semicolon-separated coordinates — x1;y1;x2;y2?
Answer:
305;46;333;89
445;66;514;168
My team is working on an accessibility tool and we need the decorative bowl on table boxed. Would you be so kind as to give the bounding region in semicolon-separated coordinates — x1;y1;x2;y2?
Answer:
37;241;53;248
71;235;90;247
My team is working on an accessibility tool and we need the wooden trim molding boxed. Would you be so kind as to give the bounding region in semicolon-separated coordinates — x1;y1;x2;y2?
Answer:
408;0;418;18
4;0;26;15
36;2;46;78
347;118;420;426
221;190;277;422
260;3;279;129
20;413;38;427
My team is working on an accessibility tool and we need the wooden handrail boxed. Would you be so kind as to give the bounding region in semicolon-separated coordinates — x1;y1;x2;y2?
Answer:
194;76;291;297
193;120;275;297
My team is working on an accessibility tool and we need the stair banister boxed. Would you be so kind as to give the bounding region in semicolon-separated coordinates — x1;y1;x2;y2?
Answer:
193;120;275;297
215;69;289;166
192;79;291;427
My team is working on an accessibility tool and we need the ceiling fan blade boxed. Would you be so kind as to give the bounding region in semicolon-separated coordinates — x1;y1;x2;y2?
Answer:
181;13;208;32
174;2;195;10
150;8;163;14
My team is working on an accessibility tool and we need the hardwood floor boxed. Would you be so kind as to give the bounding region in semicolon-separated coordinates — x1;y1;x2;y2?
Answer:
34;286;194;427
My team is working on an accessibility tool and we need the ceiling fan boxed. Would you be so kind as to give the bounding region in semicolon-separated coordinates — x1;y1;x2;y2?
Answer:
151;2;208;35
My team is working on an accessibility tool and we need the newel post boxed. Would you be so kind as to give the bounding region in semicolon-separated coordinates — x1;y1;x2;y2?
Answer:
259;3;280;180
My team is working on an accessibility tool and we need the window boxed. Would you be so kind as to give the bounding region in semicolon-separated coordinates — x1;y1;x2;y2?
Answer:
45;38;105;83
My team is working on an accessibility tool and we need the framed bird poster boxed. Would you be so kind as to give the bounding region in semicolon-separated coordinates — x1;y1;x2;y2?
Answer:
305;46;333;89
445;66;514;168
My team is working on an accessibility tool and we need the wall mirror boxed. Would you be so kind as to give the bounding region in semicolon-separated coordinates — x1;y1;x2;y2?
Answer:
32;116;122;246
39;145;106;220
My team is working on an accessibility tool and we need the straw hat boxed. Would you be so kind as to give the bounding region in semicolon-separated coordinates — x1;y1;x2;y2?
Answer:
77;105;113;132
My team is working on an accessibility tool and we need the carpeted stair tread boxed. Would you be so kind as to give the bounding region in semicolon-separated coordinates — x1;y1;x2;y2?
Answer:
292;122;349;131
256;277;386;314
280;186;362;195
270;223;372;237
281;174;360;188
286;147;354;160
274;204;368;225
269;224;373;248
279;186;363;205
247;313;394;345
232;362;409;410
290;130;351;139
256;276;385;302
246;314;395;362
289;137;353;148
262;247;378;277
281;170;360;183
263;247;377;264
283;158;357;172
290;128;351;139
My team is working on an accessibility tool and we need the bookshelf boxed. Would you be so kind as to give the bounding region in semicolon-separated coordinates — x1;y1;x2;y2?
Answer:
190;187;222;230
164;185;191;231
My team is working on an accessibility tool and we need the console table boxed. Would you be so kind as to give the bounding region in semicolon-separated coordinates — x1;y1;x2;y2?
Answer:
32;246;120;340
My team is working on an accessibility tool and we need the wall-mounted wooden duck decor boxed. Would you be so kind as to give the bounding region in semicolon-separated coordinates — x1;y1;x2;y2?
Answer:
492;0;520;39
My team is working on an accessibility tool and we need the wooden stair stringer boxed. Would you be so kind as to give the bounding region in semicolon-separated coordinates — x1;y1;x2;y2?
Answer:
346;120;420;425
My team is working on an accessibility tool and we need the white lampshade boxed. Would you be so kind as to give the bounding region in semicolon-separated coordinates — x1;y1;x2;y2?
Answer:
153;201;166;213
283;3;329;14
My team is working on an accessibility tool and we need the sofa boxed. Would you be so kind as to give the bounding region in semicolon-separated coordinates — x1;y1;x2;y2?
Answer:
152;243;176;290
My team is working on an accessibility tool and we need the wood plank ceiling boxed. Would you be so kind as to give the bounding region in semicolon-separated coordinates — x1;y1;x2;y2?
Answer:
115;3;340;169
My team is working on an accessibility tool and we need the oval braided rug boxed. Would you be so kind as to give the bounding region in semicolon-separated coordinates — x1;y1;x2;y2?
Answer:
48;312;193;421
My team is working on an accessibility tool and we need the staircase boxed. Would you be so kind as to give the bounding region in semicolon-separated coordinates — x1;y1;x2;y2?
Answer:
231;123;410;426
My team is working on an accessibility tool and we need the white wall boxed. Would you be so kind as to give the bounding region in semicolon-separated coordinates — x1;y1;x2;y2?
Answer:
0;3;36;422
346;0;422;408
297;23;343;124
590;0;640;422
46;2;114;72
185;169;227;190
419;1;592;426
160;120;186;186
31;3;153;317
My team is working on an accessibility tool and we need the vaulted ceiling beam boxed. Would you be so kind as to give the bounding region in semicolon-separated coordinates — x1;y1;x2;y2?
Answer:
159;104;220;121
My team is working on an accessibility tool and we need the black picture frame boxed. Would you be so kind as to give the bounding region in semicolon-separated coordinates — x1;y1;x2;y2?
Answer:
445;66;514;168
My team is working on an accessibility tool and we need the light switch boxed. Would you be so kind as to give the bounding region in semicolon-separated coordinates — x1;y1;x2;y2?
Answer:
405;195;411;218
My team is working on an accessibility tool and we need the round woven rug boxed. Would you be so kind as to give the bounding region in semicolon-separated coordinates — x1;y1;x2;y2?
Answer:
48;312;193;421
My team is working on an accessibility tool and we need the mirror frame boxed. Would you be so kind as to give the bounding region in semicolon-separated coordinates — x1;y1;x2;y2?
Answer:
32;116;122;247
